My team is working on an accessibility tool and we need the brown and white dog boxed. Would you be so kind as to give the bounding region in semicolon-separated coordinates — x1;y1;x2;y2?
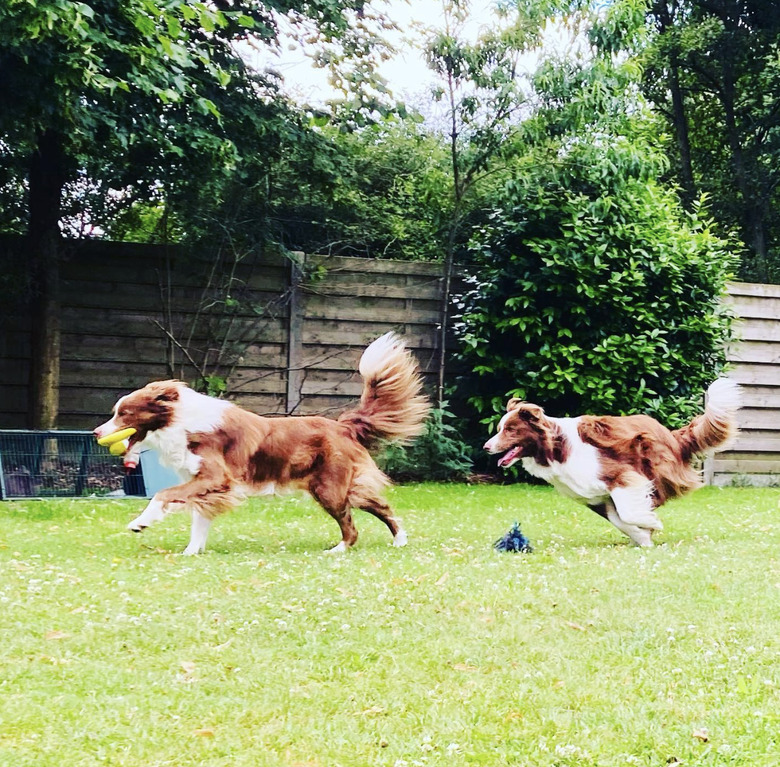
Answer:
484;379;741;546
94;333;430;555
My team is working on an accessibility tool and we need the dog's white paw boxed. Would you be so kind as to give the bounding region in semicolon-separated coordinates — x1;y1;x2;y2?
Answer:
181;543;205;555
128;500;165;532
127;516;148;533
326;541;349;554
392;530;408;547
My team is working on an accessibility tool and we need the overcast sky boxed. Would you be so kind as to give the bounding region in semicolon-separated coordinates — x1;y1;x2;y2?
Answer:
242;0;523;105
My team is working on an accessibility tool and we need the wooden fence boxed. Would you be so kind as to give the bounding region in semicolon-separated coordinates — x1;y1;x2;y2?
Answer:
0;241;445;429
706;282;780;486
3;244;780;487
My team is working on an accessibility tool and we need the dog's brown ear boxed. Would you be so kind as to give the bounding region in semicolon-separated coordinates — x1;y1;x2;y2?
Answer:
507;398;523;412
150;381;181;402
518;404;544;422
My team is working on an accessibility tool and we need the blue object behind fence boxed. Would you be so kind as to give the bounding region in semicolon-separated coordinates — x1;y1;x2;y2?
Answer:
139;450;180;496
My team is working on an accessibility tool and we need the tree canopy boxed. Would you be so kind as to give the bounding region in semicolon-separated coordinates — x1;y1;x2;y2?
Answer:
642;0;780;281
0;0;390;427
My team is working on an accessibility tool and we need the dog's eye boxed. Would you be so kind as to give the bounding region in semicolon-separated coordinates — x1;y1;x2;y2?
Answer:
118;409;131;417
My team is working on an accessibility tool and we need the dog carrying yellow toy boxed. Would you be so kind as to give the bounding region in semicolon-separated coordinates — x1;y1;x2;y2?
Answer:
97;428;137;447
109;441;129;456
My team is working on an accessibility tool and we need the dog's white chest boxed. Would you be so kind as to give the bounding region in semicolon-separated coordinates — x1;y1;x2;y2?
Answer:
144;427;201;479
522;418;609;505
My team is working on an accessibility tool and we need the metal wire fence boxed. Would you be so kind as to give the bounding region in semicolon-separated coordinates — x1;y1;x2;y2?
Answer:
0;430;146;499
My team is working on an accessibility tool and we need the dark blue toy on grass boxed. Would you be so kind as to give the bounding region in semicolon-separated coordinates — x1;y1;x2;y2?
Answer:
493;522;533;553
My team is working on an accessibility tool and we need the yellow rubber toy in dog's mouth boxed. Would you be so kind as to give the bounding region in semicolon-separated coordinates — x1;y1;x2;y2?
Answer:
97;428;137;455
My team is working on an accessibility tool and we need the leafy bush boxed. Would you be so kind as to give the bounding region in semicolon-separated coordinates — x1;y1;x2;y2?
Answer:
453;136;738;432
378;404;474;482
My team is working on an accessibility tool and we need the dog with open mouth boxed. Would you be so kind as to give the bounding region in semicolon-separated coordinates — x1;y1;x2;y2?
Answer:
94;333;429;555
484;379;741;546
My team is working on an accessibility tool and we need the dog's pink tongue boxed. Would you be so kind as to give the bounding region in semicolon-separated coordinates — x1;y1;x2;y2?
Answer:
498;447;522;467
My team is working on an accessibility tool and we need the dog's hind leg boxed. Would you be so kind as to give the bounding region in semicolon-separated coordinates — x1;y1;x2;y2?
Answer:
611;479;662;527
309;480;358;553
323;505;358;553
606;476;662;547
590;502;647;546
354;496;406;547
346;464;404;546
602;500;653;547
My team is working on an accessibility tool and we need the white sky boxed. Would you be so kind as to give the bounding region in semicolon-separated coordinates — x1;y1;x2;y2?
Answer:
241;0;553;106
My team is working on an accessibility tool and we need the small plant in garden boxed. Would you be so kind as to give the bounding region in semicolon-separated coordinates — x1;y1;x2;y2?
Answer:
379;403;474;482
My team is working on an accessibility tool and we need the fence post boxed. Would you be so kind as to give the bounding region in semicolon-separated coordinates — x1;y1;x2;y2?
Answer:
702;454;714;486
286;253;305;414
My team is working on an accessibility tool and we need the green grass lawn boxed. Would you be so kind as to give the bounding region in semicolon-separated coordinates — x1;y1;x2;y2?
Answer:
2;483;780;766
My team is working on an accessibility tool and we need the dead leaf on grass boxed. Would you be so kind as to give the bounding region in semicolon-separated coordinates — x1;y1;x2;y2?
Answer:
179;661;198;681
45;630;70;641
193;728;214;738
357;706;386;717
692;728;709;742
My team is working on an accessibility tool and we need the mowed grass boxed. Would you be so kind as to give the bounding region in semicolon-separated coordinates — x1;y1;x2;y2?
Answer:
2;484;780;767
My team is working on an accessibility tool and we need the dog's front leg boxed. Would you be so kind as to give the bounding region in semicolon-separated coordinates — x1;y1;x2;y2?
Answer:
128;456;235;553
182;512;212;556
127;494;180;532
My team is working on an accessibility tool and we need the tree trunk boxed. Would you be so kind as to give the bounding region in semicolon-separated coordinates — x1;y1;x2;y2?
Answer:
653;1;696;205
747;204;770;281
437;68;462;409
721;83;769;277
717;24;769;277
669;55;696;205
27;129;65;429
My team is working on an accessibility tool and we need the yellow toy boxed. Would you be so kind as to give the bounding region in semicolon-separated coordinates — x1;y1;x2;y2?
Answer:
97;428;137;456
109;441;129;456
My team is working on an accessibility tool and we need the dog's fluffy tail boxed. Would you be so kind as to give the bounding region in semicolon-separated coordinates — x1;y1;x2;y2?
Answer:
338;333;430;450
672;378;741;462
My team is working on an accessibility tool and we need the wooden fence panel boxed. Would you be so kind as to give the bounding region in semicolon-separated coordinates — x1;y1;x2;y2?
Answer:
707;283;780;485
0;242;445;428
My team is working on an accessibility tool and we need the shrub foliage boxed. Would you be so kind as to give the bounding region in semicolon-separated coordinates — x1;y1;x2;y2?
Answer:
379;405;474;482
454;138;738;431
